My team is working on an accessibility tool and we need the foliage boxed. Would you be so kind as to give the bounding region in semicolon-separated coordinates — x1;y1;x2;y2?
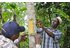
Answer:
35;2;70;48
0;2;70;48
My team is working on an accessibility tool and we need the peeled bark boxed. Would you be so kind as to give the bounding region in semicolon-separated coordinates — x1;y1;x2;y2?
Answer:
26;2;36;48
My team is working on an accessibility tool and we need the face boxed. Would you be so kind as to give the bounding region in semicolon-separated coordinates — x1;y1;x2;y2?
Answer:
36;20;43;28
10;33;19;41
51;18;59;28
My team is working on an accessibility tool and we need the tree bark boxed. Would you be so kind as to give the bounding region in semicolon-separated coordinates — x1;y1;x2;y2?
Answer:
26;2;36;48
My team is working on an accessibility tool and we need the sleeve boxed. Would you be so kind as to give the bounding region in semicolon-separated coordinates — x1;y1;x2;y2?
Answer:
14;36;21;45
7;41;18;48
53;30;62;41
37;28;43;33
0;37;18;48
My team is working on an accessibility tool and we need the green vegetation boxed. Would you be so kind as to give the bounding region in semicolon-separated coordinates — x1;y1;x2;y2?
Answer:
0;2;70;48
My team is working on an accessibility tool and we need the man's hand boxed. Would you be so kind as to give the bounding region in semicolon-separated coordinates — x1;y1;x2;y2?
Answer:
20;34;28;41
36;20;44;28
14;34;27;45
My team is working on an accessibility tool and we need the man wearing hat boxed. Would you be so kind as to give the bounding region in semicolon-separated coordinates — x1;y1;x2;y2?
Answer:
36;16;62;48
0;21;26;48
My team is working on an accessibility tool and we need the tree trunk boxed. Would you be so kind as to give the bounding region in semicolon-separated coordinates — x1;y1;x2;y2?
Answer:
26;2;36;48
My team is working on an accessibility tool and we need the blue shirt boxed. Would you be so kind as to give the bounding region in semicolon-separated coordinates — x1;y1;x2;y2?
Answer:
37;27;62;48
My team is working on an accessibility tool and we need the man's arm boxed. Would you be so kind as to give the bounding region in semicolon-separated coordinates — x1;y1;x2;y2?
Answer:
14;34;27;45
44;28;54;38
39;22;54;38
35;33;41;48
41;25;54;38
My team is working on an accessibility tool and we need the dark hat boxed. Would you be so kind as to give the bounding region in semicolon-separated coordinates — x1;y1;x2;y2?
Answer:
2;21;25;38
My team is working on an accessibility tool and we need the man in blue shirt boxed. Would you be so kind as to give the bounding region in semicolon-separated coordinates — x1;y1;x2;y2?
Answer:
36;16;62;48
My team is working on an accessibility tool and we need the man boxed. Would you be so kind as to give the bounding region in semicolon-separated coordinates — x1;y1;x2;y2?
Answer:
35;19;44;48
36;16;62;48
0;21;26;48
